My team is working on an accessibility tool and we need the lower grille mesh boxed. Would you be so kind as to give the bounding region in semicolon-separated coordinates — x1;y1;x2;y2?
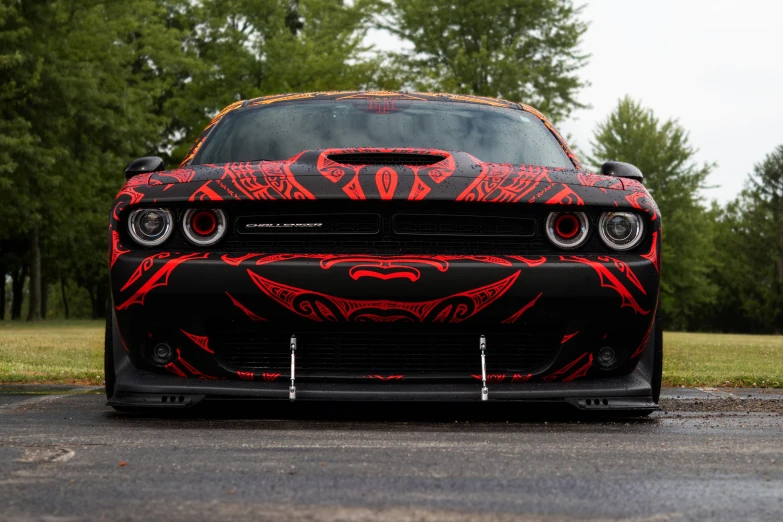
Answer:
215;330;560;373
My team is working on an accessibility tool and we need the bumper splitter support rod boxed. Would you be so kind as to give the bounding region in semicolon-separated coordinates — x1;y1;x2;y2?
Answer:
480;334;488;401
289;334;297;401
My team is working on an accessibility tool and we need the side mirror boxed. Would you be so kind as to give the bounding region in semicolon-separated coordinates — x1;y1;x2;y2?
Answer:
124;156;164;180
600;161;643;182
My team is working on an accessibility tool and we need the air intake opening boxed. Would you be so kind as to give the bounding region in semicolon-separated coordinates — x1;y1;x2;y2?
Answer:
327;152;447;166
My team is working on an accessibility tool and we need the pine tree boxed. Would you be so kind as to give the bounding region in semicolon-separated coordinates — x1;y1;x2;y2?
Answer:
589;97;718;330
715;146;783;333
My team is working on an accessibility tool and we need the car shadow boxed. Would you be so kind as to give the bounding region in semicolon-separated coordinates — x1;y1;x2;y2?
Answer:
106;400;657;428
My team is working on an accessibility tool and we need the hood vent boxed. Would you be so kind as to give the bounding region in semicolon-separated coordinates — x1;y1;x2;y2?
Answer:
327;152;447;166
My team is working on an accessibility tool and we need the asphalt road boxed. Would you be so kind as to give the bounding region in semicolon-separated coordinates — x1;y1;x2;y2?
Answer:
1;387;782;521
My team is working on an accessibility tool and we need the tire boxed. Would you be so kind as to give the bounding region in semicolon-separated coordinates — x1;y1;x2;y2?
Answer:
104;303;116;401
651;303;663;404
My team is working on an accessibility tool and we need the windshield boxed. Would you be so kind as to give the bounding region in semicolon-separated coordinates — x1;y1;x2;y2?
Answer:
194;100;573;167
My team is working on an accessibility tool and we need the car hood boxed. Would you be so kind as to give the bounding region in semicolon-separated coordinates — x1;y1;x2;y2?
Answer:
116;148;657;218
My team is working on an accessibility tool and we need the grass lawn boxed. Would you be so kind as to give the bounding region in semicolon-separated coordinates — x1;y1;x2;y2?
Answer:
662;331;783;388
0;320;104;385
0;322;781;387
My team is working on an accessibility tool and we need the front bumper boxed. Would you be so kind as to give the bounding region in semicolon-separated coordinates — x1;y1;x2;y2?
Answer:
109;252;659;406
109;304;658;411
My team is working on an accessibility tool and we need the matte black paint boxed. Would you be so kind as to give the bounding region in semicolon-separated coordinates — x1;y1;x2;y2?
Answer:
124;156;165;180
108;96;662;411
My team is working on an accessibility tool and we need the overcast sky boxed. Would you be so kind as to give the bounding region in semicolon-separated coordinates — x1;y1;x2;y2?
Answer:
367;0;783;203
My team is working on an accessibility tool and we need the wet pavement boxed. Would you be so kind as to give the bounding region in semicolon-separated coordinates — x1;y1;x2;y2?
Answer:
0;387;781;521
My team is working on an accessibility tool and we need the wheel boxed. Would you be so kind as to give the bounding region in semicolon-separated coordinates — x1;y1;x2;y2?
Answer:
104;302;116;401
651;302;663;404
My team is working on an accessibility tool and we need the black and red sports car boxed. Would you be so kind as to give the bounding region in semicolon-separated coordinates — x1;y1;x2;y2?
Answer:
106;91;662;414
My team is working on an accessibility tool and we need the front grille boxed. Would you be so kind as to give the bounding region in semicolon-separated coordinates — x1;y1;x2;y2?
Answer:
221;201;552;254
327;152;446;166
215;329;560;374
393;214;535;237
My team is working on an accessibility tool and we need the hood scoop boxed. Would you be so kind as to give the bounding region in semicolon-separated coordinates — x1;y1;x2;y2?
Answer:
326;152;447;166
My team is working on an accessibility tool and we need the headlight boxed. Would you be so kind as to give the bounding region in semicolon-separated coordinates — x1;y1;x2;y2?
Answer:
598;212;644;251
182;208;227;246
545;211;590;249
127;208;174;246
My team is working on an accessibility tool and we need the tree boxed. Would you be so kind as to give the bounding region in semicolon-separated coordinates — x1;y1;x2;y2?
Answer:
381;0;589;122
711;146;783;333
589;97;718;330
0;1;51;321
0;4;34;320
1;0;203;319
168;0;385;159
0;0;390;319
0;2;41;201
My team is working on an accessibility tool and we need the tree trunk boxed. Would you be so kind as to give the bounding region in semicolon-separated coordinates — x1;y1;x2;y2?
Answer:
26;227;42;322
41;274;49;320
87;286;97;320
61;276;70;319
92;283;107;320
776;206;783;334
0;263;6;320
11;265;26;320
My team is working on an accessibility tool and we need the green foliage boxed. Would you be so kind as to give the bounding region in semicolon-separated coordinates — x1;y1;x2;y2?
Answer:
169;0;384;159
589;97;718;330
0;1;43;233
4;0;777;335
0;0;387;319
381;0;589;122
0;0;207;318
710;147;783;333
588;99;782;334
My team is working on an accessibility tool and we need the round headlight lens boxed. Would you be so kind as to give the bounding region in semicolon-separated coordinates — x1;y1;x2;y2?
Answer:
128;208;174;247
182;208;226;246
599;212;644;251
140;211;165;236
545;211;590;249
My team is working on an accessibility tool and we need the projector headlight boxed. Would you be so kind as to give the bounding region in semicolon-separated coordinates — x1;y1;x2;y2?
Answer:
127;208;174;247
598;212;644;251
